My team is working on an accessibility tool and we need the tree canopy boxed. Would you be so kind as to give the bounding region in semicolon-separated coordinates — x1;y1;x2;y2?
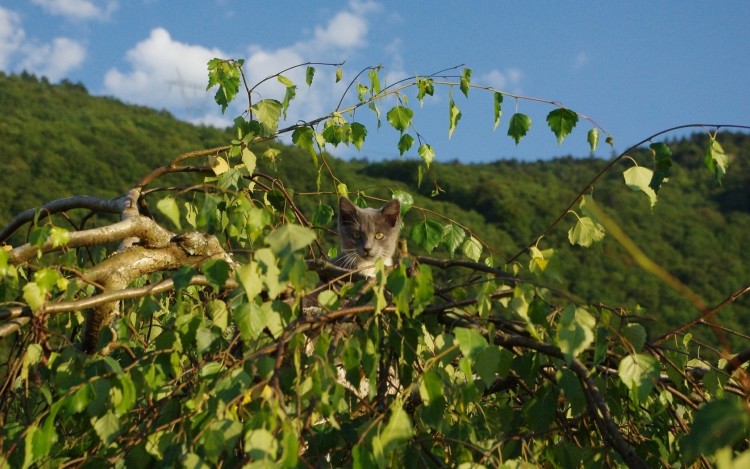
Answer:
1;63;750;468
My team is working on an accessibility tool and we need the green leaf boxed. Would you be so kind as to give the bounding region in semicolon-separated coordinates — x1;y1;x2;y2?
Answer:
241;147;257;175
705;136;729;184
587;128;599;152
207;58;241;113
291;127;317;165
419;370;443;405
391;189;413;215
411;220;443;253
386;105;413;133
493;92;503;130
202;259;230;291
546;108;579;145
244;428;278;460
311;204;334;227
397;133;414;156
623;323;647;352
416;78;434;105
459;67;472;97
618;353;660;404
623;165;658;207
606;135;615;147
23;282;46;311
448;98;462;139
461;235;482;261
369;68;381;94
49;226;70;248
376;401;413;457
681;398;750;464
507;112;531;144
568;215;605;247
277;75;296;119
418;143;435;168
91;411;121;446
305;66;315;87
649;142;672;193
442;224;466;257
236;262;262;303
265;224;316;258
252;99;282;135
350;122;367;150
335;66;343;83
556;306;596;363
156;197;181;230
474;346;503;384
454;327;488;359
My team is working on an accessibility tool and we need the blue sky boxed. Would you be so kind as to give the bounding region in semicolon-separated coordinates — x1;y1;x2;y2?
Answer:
2;0;749;163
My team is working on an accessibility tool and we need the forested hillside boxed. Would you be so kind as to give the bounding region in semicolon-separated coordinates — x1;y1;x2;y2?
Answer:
2;71;749;341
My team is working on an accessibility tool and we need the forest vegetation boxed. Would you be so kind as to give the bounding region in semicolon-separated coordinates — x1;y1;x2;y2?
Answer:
2;68;750;467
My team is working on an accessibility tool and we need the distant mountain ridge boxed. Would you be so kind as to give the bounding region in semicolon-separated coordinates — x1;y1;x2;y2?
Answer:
2;71;750;340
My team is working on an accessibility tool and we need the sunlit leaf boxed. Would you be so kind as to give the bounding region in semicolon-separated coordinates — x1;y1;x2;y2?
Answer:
460;67;472;97
335;66;343;83
618;353;660;404
411;220;443;253
350;122;367;150
252;99;282;135
493;92;503;130
241;147;257;175
507;112;531;144
91;411;121;446
391;189;413;214
705;136;729;184
442;223;466;257
623;165;658;207
265;224;316;257
416;78;434;105
448;98;462;138
455;327;488;359
462;235;482;261
568;215;605;247
556;306;596;363
418;143;435;167
587;128;599;152
386;105;413;133
546;108;578;145
397;133;414;156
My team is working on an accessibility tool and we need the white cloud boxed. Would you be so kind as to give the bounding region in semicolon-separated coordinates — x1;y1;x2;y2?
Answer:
31;0;118;21
18;37;86;81
0;7;24;69
0;6;85;80
314;11;369;49
103;28;225;112
478;67;523;92
103;1;383;131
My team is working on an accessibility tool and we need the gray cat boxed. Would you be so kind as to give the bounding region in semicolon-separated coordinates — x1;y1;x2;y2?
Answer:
335;197;401;277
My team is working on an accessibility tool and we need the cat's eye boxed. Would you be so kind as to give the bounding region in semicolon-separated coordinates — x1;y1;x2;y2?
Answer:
352;231;361;239
374;232;384;240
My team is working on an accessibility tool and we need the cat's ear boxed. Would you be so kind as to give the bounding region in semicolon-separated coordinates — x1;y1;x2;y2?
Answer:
380;199;401;227
339;197;358;222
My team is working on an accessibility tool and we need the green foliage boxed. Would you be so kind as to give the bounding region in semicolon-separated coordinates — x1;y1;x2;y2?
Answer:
1;65;750;468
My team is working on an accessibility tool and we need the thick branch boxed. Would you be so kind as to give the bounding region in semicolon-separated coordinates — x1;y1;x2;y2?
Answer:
9;215;175;264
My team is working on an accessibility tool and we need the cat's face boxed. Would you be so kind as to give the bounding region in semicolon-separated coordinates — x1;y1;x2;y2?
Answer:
336;197;401;276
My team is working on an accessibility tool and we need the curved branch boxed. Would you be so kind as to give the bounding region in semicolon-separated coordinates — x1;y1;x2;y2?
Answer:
0;195;125;243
